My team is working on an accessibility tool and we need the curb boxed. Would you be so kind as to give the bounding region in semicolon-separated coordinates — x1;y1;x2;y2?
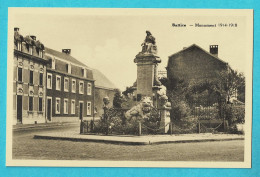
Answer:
34;135;149;145
34;134;244;145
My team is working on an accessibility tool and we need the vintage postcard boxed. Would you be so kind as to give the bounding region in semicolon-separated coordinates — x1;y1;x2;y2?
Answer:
6;8;253;168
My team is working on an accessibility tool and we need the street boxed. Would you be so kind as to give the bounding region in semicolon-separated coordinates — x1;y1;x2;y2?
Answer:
12;124;244;161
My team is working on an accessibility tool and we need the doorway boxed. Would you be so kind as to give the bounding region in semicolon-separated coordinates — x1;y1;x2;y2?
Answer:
47;97;52;121
79;102;83;120
17;95;22;124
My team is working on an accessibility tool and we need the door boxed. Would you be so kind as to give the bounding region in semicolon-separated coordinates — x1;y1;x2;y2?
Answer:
17;95;22;124
47;98;52;121
79;102;83;120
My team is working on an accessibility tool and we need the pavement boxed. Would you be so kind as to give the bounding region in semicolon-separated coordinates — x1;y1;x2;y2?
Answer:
34;132;244;145
13;121;80;131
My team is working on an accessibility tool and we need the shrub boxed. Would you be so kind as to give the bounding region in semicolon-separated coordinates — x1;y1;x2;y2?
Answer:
92;107;162;135
171;101;191;120
225;104;245;125
171;116;198;134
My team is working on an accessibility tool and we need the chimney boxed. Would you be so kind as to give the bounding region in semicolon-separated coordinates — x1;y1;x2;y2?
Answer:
62;49;71;55
14;27;20;32
210;45;218;57
30;35;36;41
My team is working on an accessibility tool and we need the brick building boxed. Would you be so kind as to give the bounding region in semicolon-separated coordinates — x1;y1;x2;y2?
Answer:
13;28;48;124
13;28;117;124
167;44;228;84
44;48;95;122
167;44;229;106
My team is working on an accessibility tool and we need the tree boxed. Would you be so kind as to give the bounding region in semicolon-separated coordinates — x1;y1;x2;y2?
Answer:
113;89;124;108
160;76;190;120
162;68;245;120
122;86;135;97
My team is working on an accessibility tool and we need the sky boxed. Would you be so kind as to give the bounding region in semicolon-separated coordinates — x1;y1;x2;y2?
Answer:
10;8;252;91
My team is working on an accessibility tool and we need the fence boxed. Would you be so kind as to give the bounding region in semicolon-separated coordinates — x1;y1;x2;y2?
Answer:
192;103;227;133
80;107;172;135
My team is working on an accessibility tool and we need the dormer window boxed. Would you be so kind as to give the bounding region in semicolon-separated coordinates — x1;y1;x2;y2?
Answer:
66;63;71;74
29;46;33;55
39;50;43;58
51;59;55;69
17;42;22;51
82;68;87;78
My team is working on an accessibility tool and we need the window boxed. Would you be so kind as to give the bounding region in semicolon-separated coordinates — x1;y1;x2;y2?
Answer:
79;81;84;94
39;97;43;112
39;73;43;86
18;67;22;82
71;100;75;114
56;75;61;91
47;73;52;89
29;70;33;84
82;68;87;78
64;99;68;114
71;79;76;93
51;59;55;69
29;96;33;111
55;98;60;114
87;83;92;95
66;63;71;74
17;42;22;51
81;68;84;77
39;50;43;58
29;46;33;55
87;101;91;116
64;77;69;92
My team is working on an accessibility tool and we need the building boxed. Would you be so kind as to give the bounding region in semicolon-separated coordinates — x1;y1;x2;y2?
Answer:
13;28;117;124
167;44;228;84
13;28;48;124
167;44;229;106
44;48;95;122
92;69;117;117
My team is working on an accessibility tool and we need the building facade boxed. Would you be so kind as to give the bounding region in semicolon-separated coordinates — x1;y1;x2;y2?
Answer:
92;69;117;117
13;28;47;124
44;48;95;122
167;44;229;106
167;44;228;84
13;28;117;124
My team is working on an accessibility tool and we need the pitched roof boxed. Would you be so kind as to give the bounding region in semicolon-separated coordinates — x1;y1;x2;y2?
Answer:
45;47;117;90
45;47;90;68
167;44;228;67
92;69;117;90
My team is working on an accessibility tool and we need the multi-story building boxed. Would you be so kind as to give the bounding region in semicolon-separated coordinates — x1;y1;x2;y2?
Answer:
13;28;47;124
13;27;117;125
44;47;95;122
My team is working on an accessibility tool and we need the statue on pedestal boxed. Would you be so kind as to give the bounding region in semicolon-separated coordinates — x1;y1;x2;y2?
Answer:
141;31;158;55
134;31;162;87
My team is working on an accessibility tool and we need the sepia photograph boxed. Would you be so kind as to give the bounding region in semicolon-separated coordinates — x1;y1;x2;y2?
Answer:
6;8;253;168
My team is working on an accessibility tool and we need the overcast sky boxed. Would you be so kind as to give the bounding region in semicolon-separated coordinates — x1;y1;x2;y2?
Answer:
10;8;252;90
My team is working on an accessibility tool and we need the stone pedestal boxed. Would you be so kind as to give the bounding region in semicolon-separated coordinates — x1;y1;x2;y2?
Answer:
134;54;161;101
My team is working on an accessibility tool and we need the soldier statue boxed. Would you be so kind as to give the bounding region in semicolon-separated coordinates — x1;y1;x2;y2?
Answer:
141;30;158;55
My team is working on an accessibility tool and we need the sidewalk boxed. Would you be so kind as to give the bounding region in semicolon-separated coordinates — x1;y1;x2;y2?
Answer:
13;121;80;131
34;132;244;145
